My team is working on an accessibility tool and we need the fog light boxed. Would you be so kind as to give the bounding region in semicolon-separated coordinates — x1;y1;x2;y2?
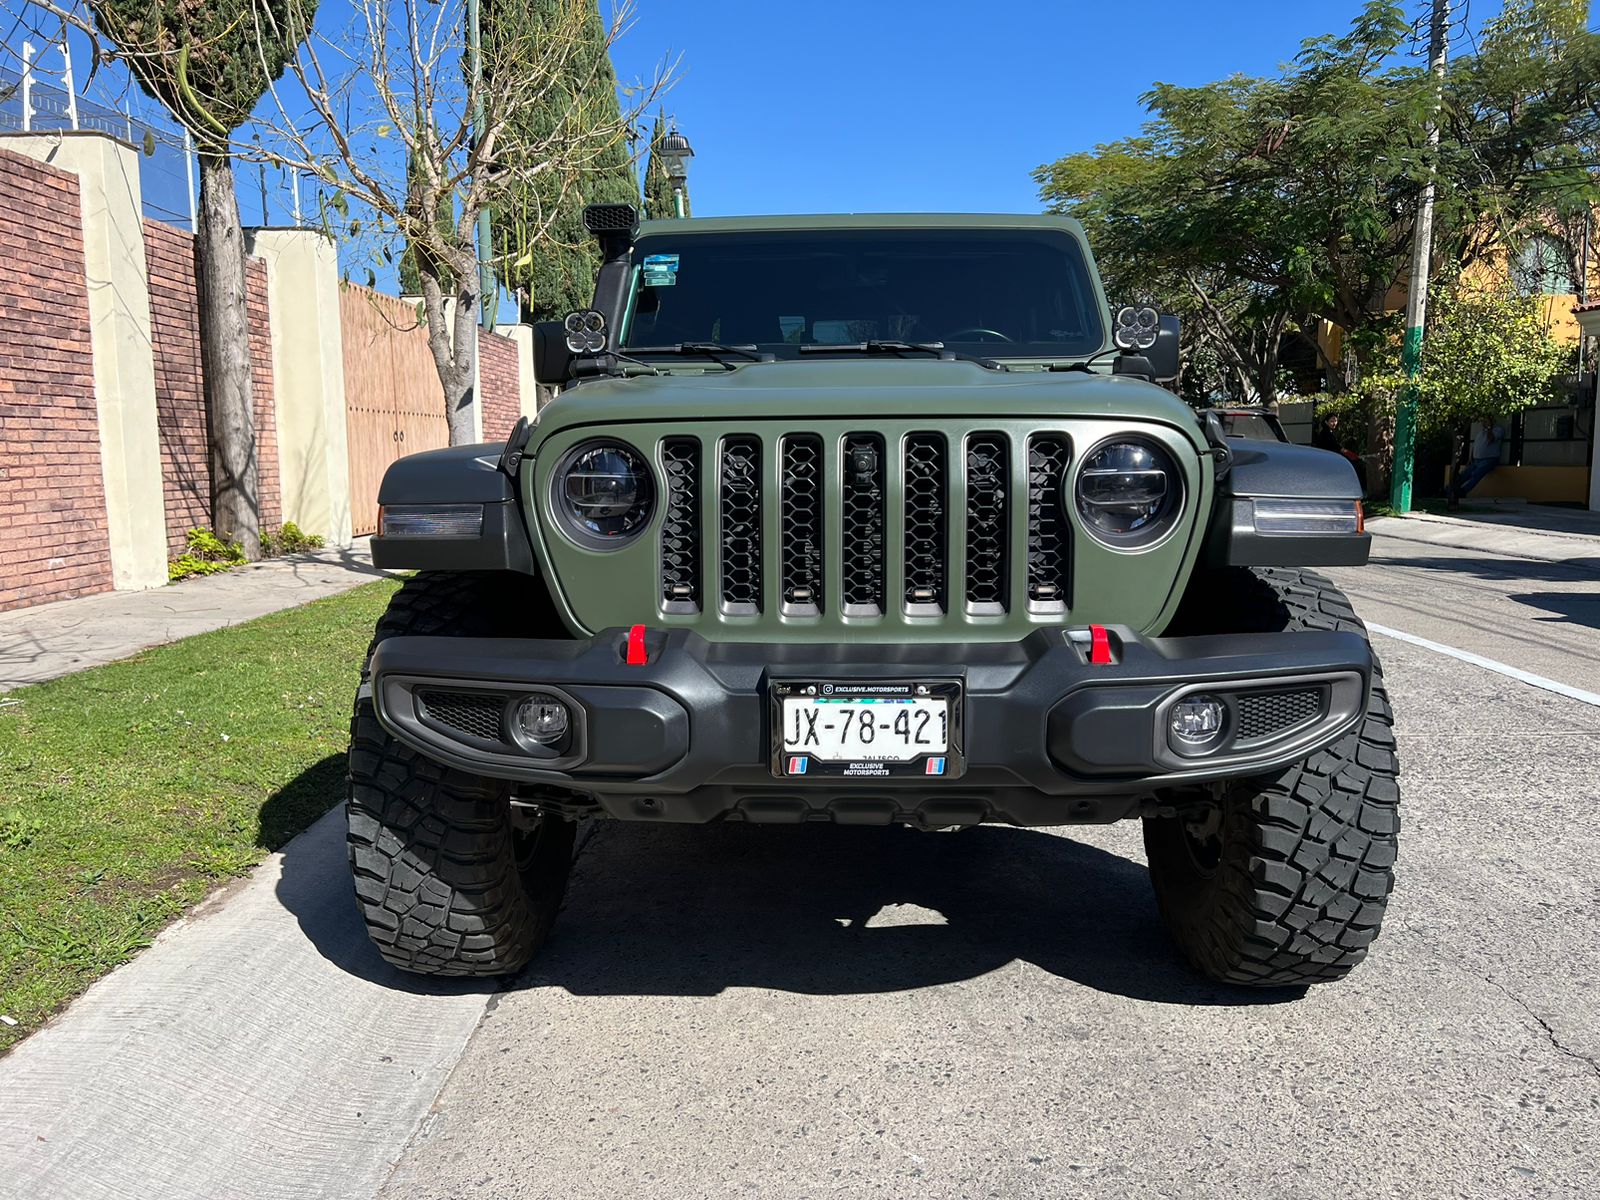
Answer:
1170;695;1226;749
512;694;570;750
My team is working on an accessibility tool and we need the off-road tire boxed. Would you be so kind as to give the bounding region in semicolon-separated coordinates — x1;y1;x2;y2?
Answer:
1145;567;1400;987
346;571;576;977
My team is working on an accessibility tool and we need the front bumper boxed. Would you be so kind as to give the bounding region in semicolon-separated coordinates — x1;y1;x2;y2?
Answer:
368;626;1371;828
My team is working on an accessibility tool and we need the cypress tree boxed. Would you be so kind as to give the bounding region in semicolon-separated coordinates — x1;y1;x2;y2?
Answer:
492;0;640;322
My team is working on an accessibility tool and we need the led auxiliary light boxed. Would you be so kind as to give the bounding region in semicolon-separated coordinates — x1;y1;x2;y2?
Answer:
564;309;608;354
511;693;571;750
1112;305;1161;351
1170;695;1227;750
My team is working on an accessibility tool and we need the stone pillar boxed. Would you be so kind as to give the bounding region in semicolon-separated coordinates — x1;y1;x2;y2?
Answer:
3;132;168;590
248;228;353;546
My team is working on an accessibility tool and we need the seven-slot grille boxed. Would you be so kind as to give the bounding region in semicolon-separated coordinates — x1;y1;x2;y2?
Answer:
719;436;762;612
780;435;824;612
660;438;700;609
1026;434;1072;611
841;434;886;614
965;434;1009;612
665;432;1074;620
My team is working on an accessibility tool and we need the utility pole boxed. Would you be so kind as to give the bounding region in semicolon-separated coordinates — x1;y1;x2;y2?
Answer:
1392;0;1450;513
467;0;495;330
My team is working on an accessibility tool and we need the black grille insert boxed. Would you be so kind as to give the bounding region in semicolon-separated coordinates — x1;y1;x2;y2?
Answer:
841;433;885;614
965;434;1009;612
1235;688;1323;742
720;436;762;612
1027;434;1071;611
780;435;824;613
417;690;507;744
660;438;700;610
903;433;947;614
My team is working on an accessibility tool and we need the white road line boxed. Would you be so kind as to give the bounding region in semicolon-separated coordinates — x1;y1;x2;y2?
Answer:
1366;621;1600;708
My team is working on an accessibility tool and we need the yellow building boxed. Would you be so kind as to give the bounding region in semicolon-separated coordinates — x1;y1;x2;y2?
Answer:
1315;233;1596;505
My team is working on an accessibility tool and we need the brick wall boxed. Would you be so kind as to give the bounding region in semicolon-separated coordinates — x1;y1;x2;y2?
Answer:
0;148;114;612
479;330;521;441
145;220;281;555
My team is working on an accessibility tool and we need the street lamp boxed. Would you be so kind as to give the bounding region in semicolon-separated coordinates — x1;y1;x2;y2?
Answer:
659;122;694;219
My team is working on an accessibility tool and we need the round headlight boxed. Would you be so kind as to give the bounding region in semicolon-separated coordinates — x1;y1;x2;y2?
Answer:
1074;438;1183;547
555;440;654;547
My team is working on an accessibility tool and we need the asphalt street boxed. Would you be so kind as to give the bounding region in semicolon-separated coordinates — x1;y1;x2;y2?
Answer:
380;538;1600;1200
1327;532;1600;694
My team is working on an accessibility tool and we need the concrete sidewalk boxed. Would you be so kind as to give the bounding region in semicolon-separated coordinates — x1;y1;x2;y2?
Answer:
0;808;495;1200
1367;504;1600;571
0;541;395;693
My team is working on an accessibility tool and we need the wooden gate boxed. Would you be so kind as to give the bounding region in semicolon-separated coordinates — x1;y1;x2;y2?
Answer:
341;286;450;536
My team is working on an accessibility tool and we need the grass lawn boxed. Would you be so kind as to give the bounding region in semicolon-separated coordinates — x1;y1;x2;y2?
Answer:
0;578;400;1054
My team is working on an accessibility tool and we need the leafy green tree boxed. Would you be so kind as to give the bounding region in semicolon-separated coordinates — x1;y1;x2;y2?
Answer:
1309;277;1570;475
1038;1;1431;419
85;0;317;557
1438;0;1600;279
492;0;641;322
1407;281;1569;436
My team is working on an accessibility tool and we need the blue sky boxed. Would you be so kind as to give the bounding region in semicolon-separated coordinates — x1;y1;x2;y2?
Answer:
4;1;1492;252
608;0;1411;217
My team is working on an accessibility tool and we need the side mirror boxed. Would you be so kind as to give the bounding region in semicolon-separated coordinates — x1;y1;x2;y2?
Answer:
532;320;574;385
1148;314;1180;383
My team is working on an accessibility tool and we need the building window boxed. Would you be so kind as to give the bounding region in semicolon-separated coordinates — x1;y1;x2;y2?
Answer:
1512;236;1574;296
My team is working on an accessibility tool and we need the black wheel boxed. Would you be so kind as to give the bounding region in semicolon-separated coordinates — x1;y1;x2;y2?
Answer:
1145;567;1400;987
346;571;576;976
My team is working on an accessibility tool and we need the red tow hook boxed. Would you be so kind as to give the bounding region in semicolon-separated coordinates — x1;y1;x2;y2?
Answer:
1089;624;1114;665
626;623;649;666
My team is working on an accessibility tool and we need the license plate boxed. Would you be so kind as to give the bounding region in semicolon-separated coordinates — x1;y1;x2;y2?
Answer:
771;680;962;779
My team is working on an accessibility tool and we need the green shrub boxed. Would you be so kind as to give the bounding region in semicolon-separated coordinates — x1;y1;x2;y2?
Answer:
168;528;247;582
267;521;326;555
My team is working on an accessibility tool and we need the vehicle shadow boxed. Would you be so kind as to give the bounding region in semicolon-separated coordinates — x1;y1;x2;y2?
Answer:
267;758;1298;1006
264;755;502;998
515;821;1301;1007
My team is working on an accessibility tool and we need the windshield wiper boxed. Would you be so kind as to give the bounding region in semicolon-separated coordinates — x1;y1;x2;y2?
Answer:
798;340;1005;370
628;342;776;367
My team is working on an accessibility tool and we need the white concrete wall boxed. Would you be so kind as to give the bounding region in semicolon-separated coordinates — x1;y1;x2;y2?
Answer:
248;228;354;547
494;323;538;421
5;132;167;591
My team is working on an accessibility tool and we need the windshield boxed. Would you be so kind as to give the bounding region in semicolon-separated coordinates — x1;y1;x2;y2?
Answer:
622;227;1105;360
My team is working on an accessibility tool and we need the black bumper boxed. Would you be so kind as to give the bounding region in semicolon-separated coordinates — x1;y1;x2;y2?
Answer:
368;626;1371;828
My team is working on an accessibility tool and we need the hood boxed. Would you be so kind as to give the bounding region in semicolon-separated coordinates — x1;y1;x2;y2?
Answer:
532;359;1204;450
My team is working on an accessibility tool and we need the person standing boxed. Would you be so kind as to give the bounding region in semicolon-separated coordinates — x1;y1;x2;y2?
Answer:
1450;417;1505;503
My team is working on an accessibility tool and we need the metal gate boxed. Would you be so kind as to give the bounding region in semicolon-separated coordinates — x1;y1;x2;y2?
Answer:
341;285;449;536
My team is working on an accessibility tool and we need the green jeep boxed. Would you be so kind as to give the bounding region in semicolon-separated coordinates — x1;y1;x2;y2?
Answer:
352;207;1397;988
